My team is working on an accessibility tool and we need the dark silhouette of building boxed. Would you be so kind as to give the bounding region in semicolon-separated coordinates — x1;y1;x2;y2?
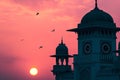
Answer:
51;38;73;80
51;0;120;80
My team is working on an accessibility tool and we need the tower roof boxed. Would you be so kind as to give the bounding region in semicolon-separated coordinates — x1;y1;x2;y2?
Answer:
50;38;73;58
77;0;116;29
81;7;114;24
56;38;68;52
67;0;120;32
81;0;114;25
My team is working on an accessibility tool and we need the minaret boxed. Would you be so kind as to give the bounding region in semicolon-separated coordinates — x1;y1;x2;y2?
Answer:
51;38;73;80
67;0;120;80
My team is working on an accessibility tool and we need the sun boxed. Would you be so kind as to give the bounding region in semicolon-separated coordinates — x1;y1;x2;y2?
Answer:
29;67;38;76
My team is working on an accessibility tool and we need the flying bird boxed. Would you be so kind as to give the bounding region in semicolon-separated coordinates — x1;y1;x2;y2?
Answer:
39;46;43;49
20;39;24;41
51;29;55;32
36;12;39;15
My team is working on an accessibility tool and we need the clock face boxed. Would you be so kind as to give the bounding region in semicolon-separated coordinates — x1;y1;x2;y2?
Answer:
83;42;92;55
101;42;111;54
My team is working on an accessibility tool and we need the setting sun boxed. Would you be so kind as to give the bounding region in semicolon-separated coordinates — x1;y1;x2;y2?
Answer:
29;67;38;76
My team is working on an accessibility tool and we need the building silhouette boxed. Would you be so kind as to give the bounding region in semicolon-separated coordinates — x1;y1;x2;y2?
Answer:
51;38;73;80
51;0;120;80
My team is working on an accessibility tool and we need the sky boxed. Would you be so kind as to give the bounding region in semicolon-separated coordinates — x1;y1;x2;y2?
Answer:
0;0;120;80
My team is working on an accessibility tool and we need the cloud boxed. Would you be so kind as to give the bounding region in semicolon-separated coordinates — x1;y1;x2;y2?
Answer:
0;43;21;65
0;73;52;80
0;71;29;80
0;30;18;36
0;0;93;25
0;44;26;80
0;1;120;80
11;0;41;8
0;53;19;64
9;0;58;10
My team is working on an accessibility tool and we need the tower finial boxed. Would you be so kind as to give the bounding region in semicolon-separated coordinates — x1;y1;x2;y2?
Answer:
61;37;63;44
95;0;98;8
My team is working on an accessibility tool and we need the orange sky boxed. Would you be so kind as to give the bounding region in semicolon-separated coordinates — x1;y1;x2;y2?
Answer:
0;0;120;80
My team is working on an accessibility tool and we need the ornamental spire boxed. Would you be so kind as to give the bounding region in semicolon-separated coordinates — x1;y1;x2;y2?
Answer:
61;37;63;44
95;0;98;8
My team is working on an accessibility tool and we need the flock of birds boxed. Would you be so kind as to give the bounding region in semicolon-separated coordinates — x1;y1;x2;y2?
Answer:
20;12;120;55
20;12;56;50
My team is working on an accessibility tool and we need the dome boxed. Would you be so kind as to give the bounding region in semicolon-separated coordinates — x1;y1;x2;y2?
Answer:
56;44;68;51
81;7;114;24
56;39;68;54
81;8;114;24
50;39;73;58
56;43;68;52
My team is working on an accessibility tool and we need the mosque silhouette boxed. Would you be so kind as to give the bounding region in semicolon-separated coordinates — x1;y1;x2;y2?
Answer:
51;0;120;80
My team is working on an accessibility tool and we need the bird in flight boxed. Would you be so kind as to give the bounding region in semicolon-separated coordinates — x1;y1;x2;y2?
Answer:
36;12;39;15
51;29;55;32
39;46;43;49
20;39;24;41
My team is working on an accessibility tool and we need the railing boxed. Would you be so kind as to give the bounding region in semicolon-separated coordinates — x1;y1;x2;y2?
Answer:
73;54;114;64
99;55;113;63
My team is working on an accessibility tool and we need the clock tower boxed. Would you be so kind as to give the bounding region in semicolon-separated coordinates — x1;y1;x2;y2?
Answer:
67;0;120;80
